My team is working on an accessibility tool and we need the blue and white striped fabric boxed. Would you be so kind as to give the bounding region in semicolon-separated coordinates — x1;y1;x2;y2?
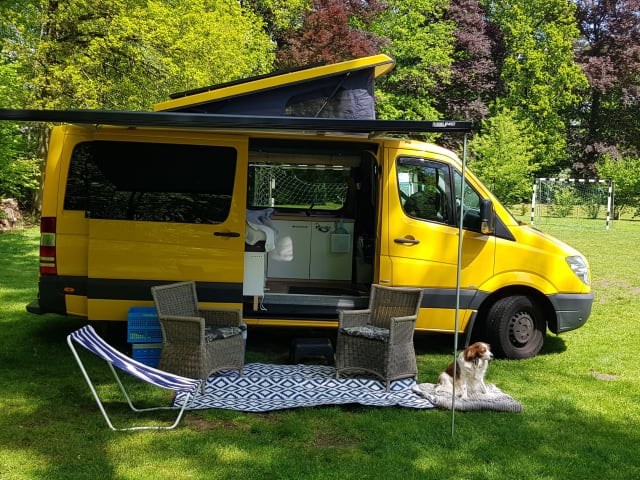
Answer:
70;325;201;394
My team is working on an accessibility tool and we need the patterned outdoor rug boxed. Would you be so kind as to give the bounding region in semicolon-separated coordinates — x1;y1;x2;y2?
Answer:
175;363;436;412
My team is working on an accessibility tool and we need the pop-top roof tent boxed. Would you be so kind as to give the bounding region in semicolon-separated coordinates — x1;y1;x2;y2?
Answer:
153;54;396;119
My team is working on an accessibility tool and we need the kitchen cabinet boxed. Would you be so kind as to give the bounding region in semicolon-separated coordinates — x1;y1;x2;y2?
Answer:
267;218;354;280
267;220;311;279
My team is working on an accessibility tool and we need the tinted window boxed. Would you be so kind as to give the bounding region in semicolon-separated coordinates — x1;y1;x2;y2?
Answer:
453;171;483;231
64;141;237;224
397;157;452;224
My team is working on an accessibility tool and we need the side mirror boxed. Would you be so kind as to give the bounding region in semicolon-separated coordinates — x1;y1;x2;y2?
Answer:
480;199;494;234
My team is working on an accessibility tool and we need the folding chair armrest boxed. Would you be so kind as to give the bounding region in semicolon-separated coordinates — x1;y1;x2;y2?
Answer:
198;307;243;327
338;309;371;328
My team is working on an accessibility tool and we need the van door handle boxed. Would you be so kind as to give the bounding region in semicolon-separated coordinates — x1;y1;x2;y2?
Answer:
214;231;241;238
394;237;420;245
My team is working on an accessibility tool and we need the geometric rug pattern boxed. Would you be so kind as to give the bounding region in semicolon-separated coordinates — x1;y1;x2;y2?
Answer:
174;363;436;412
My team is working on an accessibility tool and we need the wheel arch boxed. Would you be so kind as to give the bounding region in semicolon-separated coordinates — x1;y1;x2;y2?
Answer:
472;285;556;337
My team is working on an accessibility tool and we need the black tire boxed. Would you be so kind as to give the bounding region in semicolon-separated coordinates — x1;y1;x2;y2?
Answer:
486;295;545;359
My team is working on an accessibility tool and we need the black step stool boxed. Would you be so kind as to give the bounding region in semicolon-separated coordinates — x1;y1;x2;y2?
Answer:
289;337;334;365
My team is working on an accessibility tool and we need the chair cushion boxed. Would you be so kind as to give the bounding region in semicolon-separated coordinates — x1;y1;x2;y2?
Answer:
205;326;243;342
339;325;390;341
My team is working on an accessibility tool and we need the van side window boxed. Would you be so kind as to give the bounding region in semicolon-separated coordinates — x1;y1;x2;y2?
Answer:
453;171;483;231
397;157;451;224
64;141;237;224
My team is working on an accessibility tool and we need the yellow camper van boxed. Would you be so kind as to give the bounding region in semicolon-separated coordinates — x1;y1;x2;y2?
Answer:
1;55;592;359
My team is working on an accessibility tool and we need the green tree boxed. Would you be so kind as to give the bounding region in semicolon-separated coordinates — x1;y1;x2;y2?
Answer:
0;59;35;205
372;0;455;123
0;4;40;209
486;0;588;175
469;108;537;205
31;0;275;110
240;0;310;50
595;154;640;219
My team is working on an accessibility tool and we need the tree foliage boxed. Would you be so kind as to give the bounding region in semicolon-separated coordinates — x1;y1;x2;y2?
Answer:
29;0;274;110
0;11;39;209
372;0;454;122
486;0;588;175
436;0;502;121
240;0;310;49
573;0;640;174
595;154;640;219
275;0;387;68
469;108;537;205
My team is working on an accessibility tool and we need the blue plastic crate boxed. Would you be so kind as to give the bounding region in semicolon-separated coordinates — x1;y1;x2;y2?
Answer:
127;307;162;343
132;343;161;367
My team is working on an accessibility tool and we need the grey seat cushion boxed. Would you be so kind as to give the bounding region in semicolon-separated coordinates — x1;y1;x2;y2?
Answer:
339;325;390;341
205;326;243;342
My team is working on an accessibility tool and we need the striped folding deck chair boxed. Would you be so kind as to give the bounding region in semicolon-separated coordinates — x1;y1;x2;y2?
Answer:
67;325;202;431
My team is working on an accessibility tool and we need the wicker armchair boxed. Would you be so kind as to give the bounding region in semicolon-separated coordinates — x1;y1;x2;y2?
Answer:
335;284;423;391
151;281;245;392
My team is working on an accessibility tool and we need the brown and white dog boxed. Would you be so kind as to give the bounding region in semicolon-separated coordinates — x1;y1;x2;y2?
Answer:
436;342;493;399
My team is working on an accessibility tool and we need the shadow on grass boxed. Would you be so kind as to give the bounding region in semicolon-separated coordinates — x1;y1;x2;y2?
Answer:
538;333;568;355
0;317;120;478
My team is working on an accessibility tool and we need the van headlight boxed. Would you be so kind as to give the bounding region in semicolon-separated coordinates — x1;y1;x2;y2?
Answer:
566;256;590;285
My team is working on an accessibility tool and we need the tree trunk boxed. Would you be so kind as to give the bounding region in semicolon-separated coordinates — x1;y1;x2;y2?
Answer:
32;126;50;218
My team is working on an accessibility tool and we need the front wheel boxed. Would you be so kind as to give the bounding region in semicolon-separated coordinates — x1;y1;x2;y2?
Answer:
486;295;545;359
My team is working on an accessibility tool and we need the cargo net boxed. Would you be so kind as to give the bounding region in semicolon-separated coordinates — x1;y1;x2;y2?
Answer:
530;178;613;230
251;164;349;209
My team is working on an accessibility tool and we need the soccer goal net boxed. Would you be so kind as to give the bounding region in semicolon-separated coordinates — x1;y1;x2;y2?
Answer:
530;178;613;230
249;164;350;209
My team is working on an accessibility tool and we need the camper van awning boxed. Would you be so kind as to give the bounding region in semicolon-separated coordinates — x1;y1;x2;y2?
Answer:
0;109;472;134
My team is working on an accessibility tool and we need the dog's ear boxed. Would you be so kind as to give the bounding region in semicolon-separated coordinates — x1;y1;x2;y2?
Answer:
463;343;479;362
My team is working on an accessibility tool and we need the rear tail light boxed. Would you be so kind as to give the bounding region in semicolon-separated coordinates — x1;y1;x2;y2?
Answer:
39;217;57;275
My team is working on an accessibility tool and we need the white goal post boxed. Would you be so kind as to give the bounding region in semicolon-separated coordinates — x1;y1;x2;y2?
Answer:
530;178;613;230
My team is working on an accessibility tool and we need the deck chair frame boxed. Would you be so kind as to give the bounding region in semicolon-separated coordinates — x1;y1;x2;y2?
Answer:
67;325;202;431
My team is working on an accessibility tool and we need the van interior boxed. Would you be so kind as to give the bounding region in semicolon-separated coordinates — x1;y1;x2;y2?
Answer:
243;138;380;319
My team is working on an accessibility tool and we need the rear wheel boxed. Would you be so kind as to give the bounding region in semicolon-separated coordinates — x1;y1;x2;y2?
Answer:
486;295;545;359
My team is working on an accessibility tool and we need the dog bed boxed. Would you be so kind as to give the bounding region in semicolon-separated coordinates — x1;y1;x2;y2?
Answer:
411;383;523;412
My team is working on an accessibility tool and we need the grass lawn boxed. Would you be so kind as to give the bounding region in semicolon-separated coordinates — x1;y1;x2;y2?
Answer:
1;223;639;479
